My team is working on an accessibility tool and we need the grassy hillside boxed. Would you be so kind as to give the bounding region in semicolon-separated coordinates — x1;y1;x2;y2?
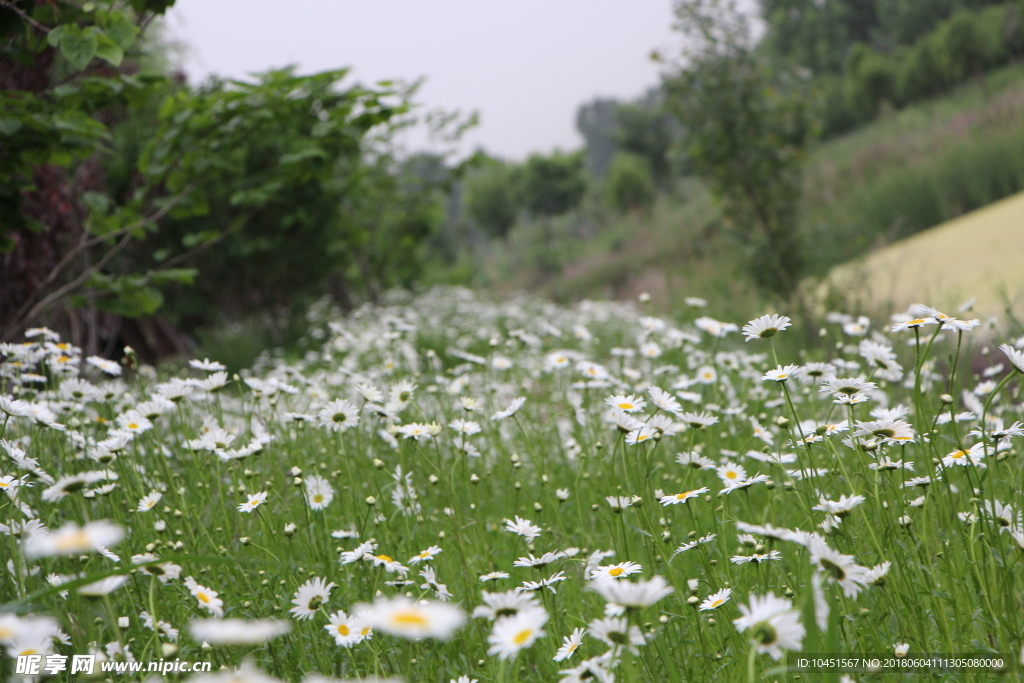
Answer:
800;63;1024;274
452;64;1024;319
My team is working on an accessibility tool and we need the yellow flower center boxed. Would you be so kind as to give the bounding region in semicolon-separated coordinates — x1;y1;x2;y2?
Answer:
617;403;632;410
609;567;624;577
54;531;90;552
392;611;428;627
313;494;324;503
336;624;350;636
726;471;738;479
128;423;139;430
377;554;393;563
513;628;534;645
197;592;210;604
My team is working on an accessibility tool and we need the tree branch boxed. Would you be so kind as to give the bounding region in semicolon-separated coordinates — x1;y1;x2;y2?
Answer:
9;184;196;331
0;0;49;33
4;231;136;341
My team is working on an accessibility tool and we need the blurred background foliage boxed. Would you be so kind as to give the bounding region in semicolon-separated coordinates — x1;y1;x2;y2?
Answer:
4;0;1024;362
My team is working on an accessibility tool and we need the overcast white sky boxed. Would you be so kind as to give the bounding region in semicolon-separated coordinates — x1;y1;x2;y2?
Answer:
165;1;680;160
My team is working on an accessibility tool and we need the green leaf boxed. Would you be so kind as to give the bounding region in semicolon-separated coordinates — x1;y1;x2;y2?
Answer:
94;283;164;317
60;29;99;71
0;118;22;136
46;150;74;167
52;84;80;99
47;25;67;49
81;191;111;215
181;230;219;248
93;32;124;67
279;146;328;165
104;13;140;50
147;268;198;286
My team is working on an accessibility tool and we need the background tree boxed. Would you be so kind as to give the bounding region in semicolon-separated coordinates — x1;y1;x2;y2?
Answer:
520;151;586;218
517;151;586;275
576;97;620;177
664;0;814;299
605;153;655;214
461;159;520;239
611;93;680;189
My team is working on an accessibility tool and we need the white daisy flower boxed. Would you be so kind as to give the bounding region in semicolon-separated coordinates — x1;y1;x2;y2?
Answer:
487;607;548;660
304;475;335;511
361;596;466;641
137;490;162;513
742;314;792;342
190;618;290;645
732;592;804;661
324;610;370;647
699;587;732;611
290;577;336;620
237;491;268;513
185;576;224;617
553;626;587;662
317;399;360;433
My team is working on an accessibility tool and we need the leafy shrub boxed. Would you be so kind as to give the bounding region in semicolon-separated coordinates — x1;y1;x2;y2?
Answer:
899;37;948;101
605;153;656;214
462;161;520;239
846;43;900;116
937;10;988;82
520;151;587;218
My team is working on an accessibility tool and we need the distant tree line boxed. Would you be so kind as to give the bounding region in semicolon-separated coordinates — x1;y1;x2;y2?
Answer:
762;0;1024;135
457;88;680;249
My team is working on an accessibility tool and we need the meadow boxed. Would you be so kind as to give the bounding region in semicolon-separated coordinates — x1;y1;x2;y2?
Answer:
2;287;1024;682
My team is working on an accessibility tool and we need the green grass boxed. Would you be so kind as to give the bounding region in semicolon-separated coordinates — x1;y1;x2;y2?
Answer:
2;287;1023;682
